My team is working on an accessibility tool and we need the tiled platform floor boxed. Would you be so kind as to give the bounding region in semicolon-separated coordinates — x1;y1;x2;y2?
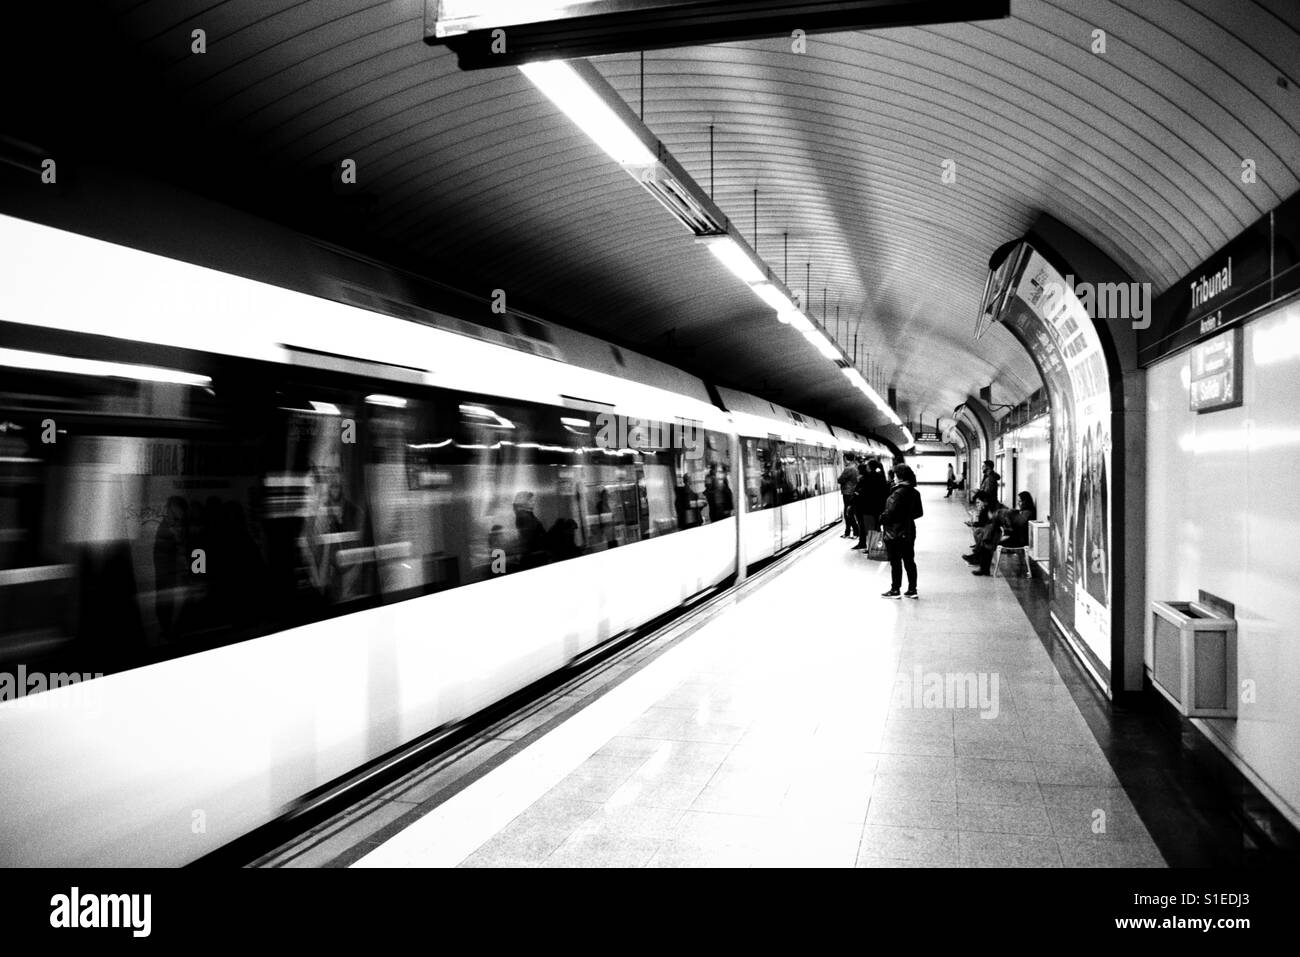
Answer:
348;487;1165;868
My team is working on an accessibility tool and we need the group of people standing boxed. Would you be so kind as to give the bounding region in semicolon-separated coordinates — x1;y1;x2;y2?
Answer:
837;454;924;599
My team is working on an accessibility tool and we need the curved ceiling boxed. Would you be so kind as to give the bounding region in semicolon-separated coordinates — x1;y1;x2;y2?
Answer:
45;1;1300;435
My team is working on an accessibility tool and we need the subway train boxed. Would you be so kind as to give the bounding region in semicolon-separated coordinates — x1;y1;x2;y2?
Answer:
0;208;891;866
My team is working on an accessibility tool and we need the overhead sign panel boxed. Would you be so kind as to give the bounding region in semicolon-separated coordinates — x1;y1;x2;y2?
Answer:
1142;190;1300;365
427;0;1010;69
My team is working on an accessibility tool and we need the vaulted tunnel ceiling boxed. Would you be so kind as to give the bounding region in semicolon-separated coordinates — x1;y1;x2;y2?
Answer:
14;0;1300;439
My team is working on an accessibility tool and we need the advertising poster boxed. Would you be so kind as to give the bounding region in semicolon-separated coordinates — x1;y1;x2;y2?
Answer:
997;247;1113;679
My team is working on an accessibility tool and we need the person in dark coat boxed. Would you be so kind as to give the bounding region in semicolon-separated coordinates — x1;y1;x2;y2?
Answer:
879;464;923;598
852;459;890;553
978;461;1000;503
837;454;860;538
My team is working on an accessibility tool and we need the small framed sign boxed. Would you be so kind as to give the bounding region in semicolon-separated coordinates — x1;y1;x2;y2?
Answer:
1189;326;1243;414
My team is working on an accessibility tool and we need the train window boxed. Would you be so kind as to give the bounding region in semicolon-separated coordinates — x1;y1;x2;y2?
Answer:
775;441;796;505
740;437;767;511
702;431;734;521
271;389;375;614
0;353;280;674
364;393;462;599
0;332;747;692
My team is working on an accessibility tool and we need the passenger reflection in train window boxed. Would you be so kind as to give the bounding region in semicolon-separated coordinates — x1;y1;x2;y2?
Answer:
704;464;734;521
513;491;547;569
547;516;582;561
304;470;361;602
153;496;189;640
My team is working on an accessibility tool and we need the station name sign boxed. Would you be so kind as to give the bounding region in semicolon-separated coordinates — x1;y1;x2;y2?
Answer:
1142;190;1300;365
1188;326;1243;414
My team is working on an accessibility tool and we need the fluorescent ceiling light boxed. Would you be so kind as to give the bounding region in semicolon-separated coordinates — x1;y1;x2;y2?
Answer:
519;60;655;166
698;235;766;284
787;312;813;332
365;394;407;408
560;416;590;428
0;347;211;387
801;328;841;359
309;401;341;415
751;282;796;313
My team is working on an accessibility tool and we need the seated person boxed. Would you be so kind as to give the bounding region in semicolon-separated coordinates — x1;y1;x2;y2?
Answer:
965;490;1001;527
962;491;1004;558
967;507;1030;575
1016;491;1037;522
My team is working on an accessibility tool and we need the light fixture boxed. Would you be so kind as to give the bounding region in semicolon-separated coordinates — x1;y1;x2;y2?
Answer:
640;163;726;235
309;401;342;415
518;60;655;166
698;235;767;284
516;57;913;443
0;347;212;388
751;282;797;313
801;328;841;359
365;394;407;408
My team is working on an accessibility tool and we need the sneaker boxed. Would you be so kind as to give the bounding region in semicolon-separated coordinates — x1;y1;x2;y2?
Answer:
962;555;979;564
971;569;990;576
851;544;866;550
904;590;919;599
881;589;902;598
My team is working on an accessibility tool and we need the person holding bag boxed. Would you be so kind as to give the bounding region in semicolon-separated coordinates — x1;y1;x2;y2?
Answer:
879;464;923;599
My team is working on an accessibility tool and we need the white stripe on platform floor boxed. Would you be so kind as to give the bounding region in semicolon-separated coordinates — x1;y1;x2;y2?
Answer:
353;597;727;868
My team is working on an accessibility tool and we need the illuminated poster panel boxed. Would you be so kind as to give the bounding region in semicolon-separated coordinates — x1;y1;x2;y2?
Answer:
997;247;1113;681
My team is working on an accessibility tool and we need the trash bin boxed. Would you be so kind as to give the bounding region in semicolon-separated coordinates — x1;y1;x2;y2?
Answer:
1150;601;1237;718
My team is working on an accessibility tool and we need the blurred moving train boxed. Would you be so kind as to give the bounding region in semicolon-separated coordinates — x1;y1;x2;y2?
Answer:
0;207;892;866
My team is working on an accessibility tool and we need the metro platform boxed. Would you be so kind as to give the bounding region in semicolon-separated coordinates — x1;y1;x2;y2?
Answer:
248;489;1267;869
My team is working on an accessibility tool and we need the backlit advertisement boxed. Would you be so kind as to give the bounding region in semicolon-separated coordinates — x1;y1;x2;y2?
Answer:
996;247;1113;681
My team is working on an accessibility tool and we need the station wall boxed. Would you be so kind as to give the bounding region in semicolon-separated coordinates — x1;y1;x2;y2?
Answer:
1145;295;1300;827
999;416;1050;517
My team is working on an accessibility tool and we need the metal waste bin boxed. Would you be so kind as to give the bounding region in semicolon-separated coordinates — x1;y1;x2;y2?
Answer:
1150;601;1237;718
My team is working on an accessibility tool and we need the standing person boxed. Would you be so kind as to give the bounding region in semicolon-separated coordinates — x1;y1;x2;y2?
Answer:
880;464;923;598
945;463;956;498
978;460;1000;503
853;458;890;553
837;454;860;538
